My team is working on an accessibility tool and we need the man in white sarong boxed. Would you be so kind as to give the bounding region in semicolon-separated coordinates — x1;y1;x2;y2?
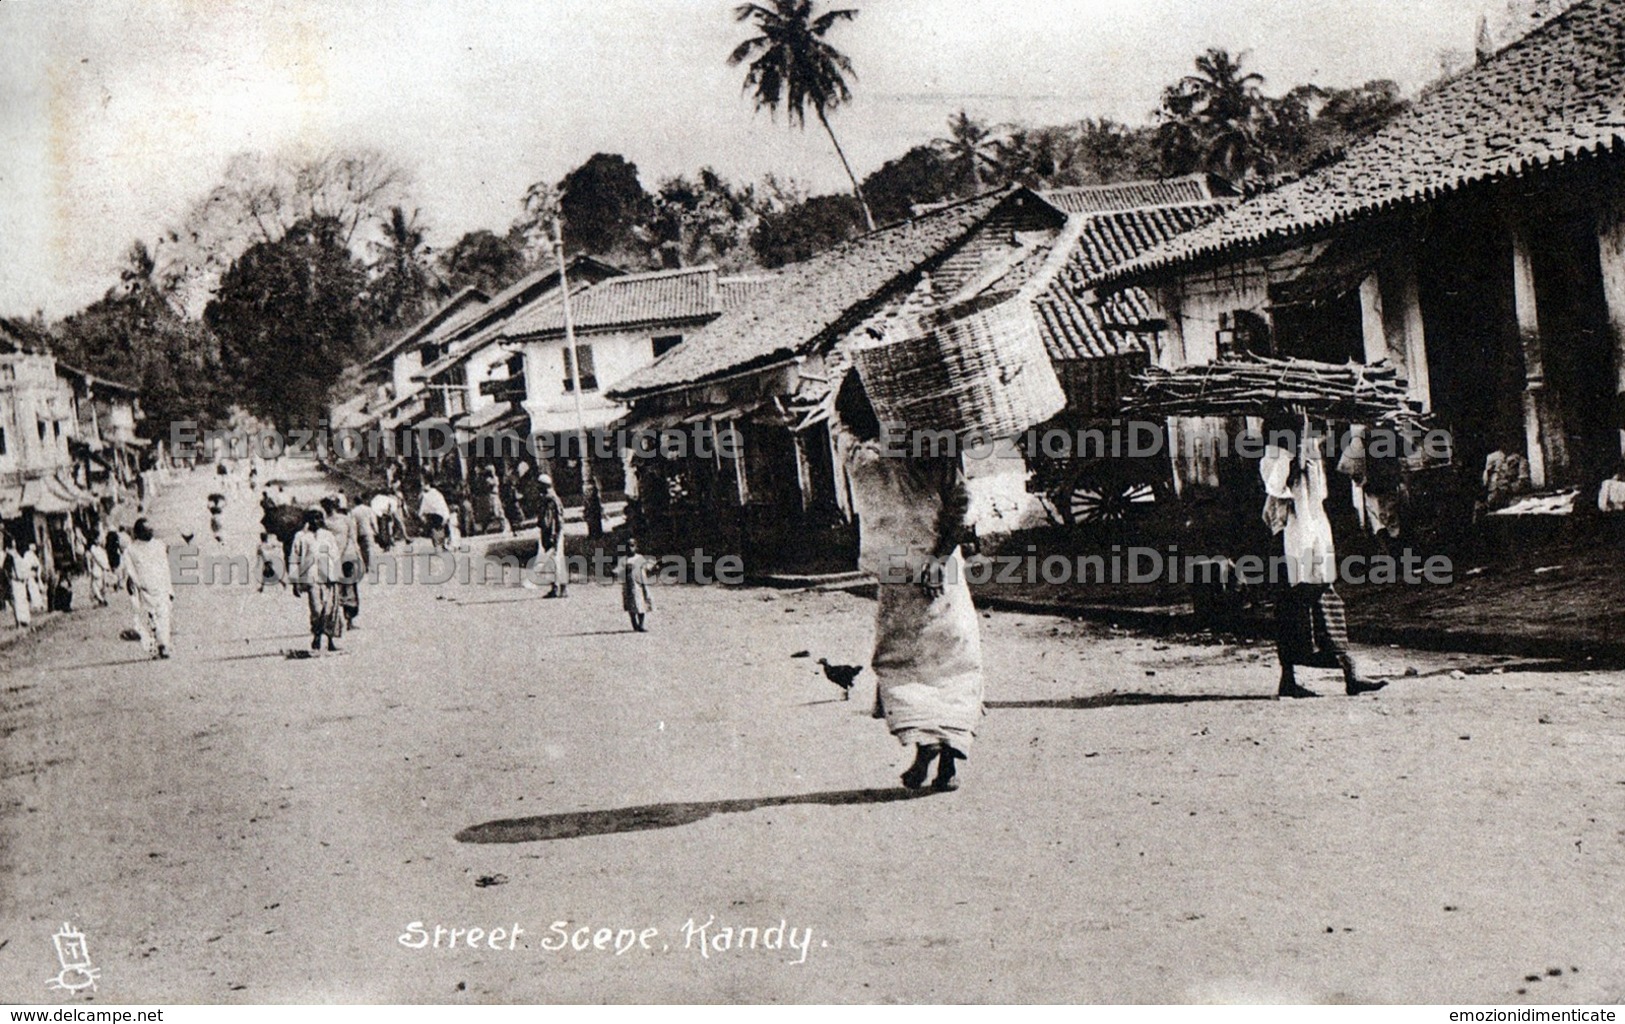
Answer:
16;540;45;613
835;375;983;792
3;537;30;629
122;518;174;659
87;531;112;606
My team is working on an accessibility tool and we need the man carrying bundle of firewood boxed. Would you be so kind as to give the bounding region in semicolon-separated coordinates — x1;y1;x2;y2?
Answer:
1259;411;1388;700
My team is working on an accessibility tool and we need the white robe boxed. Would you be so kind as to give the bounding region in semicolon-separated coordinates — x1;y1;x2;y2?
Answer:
122;538;173;653
842;438;984;748
1260;441;1336;586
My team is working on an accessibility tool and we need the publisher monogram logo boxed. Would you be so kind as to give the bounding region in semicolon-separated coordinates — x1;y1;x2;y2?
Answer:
46;922;99;994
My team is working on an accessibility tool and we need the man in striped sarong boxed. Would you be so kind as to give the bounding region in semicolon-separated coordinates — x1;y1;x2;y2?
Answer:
1261;417;1387;699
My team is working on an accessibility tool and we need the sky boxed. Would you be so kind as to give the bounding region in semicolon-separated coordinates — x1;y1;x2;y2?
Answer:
0;0;1504;320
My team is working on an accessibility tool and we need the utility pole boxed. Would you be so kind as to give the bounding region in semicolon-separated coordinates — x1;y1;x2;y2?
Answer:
553;217;603;539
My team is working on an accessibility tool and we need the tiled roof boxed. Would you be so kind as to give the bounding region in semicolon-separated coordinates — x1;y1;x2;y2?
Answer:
505;265;722;339
1034;281;1159;362
1067;203;1234;279
1039;174;1229;215
608;190;1011;398
961;201;1228;362
1098;0;1625;284
718;275;778;309
411;257;627;381
443;255;624;348
1033;202;1231;361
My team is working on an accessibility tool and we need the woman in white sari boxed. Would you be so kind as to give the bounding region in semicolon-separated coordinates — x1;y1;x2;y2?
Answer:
834;374;983;792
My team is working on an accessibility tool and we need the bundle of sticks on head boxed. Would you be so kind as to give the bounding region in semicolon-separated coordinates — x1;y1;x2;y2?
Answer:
1126;355;1422;423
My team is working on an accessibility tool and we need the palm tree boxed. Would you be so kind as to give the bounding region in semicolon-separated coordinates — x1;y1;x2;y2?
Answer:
1158;48;1275;185
370;205;435;330
934;110;1003;194
729;1;876;231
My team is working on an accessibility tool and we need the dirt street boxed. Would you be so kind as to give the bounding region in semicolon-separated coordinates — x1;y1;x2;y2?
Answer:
1;466;1622;1003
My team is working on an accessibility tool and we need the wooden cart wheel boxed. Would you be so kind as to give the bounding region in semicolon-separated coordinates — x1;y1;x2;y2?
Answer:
1062;465;1165;526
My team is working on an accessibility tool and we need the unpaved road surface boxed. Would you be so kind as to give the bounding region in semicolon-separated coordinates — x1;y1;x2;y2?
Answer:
2;467;1622;1003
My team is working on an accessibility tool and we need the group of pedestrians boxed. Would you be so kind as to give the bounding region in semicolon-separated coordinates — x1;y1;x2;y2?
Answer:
2;536;45;630
266;491;377;654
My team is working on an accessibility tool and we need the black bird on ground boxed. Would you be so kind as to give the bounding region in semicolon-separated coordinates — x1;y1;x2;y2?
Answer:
816;658;864;699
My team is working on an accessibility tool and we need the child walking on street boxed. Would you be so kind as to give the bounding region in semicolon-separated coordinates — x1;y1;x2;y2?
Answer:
255;531;286;592
617;538;653;632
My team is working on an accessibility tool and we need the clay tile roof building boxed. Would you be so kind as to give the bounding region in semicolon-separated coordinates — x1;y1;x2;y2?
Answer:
505;264;724;339
1033;202;1233;361
608;190;1009;399
1039;174;1233;216
1098;0;1625;283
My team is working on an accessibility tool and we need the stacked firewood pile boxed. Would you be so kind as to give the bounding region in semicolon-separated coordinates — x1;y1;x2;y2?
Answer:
1127;356;1422;421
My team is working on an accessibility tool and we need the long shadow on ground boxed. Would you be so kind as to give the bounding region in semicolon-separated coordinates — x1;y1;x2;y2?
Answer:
458;787;933;844
987;692;1276;711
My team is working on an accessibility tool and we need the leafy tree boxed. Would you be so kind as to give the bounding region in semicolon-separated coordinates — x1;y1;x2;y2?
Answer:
435;229;528;297
1157;48;1274;185
163;148;410;314
1257;79;1411;177
1065;119;1163;185
205;217;372;432
648;169;760;270
860;145;958;224
556;153;655;261
729;0;876;231
1319;80;1409;140
54;243;230;438
750;192;865;267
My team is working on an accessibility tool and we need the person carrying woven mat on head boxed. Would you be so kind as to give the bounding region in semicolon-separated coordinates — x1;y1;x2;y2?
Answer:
833;372;983;792
1260;411;1386;700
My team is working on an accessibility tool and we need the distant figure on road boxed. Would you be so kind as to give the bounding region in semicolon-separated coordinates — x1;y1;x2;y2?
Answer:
322;495;361;630
207;492;226;544
3;536;31;629
370;492;404;550
105;526;126;574
500;463;528;530
834;374;982;793
350;493;379;572
122;518;173;659
528;474;568;598
255;531;286;592
289;509;343;653
617;538;653;632
15;538;45;617
87;530;111;606
473;464;508;535
418;483;452;551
